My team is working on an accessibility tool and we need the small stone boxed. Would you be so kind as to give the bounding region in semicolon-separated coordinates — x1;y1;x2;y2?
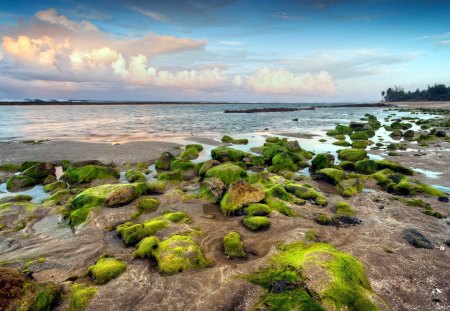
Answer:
438;196;449;203
404;228;433;249
379;205;385;210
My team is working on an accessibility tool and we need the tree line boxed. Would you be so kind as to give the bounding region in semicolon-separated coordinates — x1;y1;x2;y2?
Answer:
381;84;450;102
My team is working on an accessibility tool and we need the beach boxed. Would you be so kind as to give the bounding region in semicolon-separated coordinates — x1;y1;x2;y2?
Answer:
1;104;449;311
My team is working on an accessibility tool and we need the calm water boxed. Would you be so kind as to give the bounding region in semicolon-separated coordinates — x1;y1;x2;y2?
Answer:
0;103;402;142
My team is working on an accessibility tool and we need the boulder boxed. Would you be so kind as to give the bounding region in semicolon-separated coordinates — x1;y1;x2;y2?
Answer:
220;180;265;215
155;152;176;170
201;177;226;204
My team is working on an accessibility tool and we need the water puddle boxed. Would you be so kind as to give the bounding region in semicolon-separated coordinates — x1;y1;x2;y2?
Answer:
412;168;442;179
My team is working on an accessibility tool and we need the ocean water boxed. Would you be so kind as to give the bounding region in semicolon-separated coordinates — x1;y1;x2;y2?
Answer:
0;103;419;142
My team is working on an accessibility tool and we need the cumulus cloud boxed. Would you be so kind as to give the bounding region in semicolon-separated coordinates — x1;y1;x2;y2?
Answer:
35;8;98;32
2;35;70;67
243;68;335;95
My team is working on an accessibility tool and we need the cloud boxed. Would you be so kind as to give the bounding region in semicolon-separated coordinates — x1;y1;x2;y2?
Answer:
35;8;98;32
243;68;335;95
2;35;70;67
217;40;244;46
273;12;303;20
437;40;450;46
415;32;450;47
130;6;168;22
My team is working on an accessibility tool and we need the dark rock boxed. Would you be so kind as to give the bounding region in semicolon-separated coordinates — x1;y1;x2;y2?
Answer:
292;118;298;121
22;162;55;181
271;280;299;293
379;205;385;210
404;229;433;249
336;216;362;225
445;238;450;247
435;130;446;137
438;196;449;203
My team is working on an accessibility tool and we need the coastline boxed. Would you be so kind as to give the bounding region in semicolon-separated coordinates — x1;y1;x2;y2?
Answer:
388;101;450;110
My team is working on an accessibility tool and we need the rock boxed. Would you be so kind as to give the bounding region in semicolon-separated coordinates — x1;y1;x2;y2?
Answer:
62;165;119;185
445;238;450;247
376;160;413;175
355;159;378;174
245;203;271;216
0;194;32;203
221;135;249;144
125;170;147;183
211;146;247;162
285;140;301;152
220;180;265;215
6;175;36;191
404;228;433;249
43;174;57;185
318;168;345;185
43;180;67;193
292;118;298;121
310;153;335;173
22;162;55;181
201;177;226;204
438;196;449;202
337;149;367;162
170;160;198;180
155;152;176;170
180;147;200;160
269;152;298;172
349;121;368;130
350;131;369;140
435;130;446;137
136;197;159;213
223;231;246;258
271;280;299;293
242;216;270;231
105;185;145;207
199;159;220;176
205;163;247;186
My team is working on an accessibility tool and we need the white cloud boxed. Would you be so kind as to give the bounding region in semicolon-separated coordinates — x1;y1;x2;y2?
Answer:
0;51;3;61
130;6;168;22
217;40;244;46
273;12;303;20
437;40;450;46
35;8;98;32
243;68;335;95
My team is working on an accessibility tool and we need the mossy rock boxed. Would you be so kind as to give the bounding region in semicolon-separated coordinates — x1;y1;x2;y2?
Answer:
284;183;327;206
0;194;32;204
243;242;379;310
310;153;335;173
63;165;119;185
265;137;280;143
70;183;147;225
222;135;249;144
337;149;367;162
211;146;247;162
125;170;147;183
351;140;370;149
242;216;270;231
68;283;97;311
332;140;351;147
157;171;183;182
170;160;196;172
88;256;126;284
315;213;332;225
136;235;206;275
180;147;200;160
42;190;72;206
262;144;288;161
117;219;168;245
205;163;247;186
136;197;159;213
223;231;246;258
0;163;20;172
326;129;339;136
335;201;356;217
404;228;433;249
22;162;55;181
162;211;191;222
147;181;167;194
336;178;363;197
198;159;220;176
43;180;67;193
269;152;298;172
350;131;369;140
245;203;271;216
319;168;345;185
155;152;176;170
335;124;352;135
376;160;413;175
185;144;203;152
339;161;355;171
355;159;378;174
6;175;36;191
20;161;41;172
220;180;265;216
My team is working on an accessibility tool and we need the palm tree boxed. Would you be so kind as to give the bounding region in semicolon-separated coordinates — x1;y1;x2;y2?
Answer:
381;91;385;102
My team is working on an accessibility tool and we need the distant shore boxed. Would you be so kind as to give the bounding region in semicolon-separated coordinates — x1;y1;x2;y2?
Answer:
388;101;450;110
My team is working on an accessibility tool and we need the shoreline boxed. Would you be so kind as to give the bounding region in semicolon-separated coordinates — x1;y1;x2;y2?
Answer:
389;101;450;110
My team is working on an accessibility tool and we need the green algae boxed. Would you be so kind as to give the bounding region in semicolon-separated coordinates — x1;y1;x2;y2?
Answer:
269;152;298;172
222;135;249;144
319;168;345;185
223;231;246;258
242;216;270;231
375;160;413;175
337;149;367;162
125;170;147;183
0;163;20;172
355;159;378;174
88;256;125;284
63;165;119;185
147;181;167;194
180;147;200;160
155;152;176;170
204;163;247;186
211;146;247;162
136;197;159;213
6;175;36;191
335;201;356;217
43;180;67;193
68;284;97;311
245;203;271;216
284;183;327;207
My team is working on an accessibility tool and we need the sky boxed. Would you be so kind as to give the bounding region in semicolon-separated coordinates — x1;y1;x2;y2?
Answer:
0;0;449;102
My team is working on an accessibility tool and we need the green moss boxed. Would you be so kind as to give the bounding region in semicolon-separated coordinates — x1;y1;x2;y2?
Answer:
42;190;72;206
419;183;445;197
148;235;206;275
335;124;352;135
310;153;334;172
20;161;40;172
265;197;296;216
133;236;160;258
117;219;168;245
147;181;167;194
350;131;369;140
211;146;247;162
222;135;249;144
155;152;176;170
269;152;298;172
0;163;20;172
284;183;327;207
125;170;147;183
355;159;378;174
0;194;33;204
336;178;363;197
265;137;280;143
351;140;370;149
319;168;345;185
68;284;97;311
245;203;271;216
337;149;367;162
335;201;356;217
376;160;413;175
204;163;247;186
63;165;119;185
243;242;378;311
43;180;67;193
157;171;183;181
180;147;200;160
185;144;203;152
223;231;246;258
28;282;61;311
162;211;191;222
250;155;265;167
88;257;125;284
136;197;159;213
333;140;351;147
262;144;288;161
242;216;270;231
326;129;339;136
315;214;332;225
6;175;36;191
305;230;317;241
339;161;355;170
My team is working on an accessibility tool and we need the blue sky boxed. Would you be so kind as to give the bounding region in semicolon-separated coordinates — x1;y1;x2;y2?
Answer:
0;0;449;102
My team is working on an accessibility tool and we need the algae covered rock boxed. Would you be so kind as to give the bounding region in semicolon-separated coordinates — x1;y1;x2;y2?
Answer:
180;147;200;160
337;148;367;162
155;152;176;170
355;159;378;174
136;197;159;213
284;183;328;206
0;163;20;172
245;203;271;216
125;170;147;183
205;163;247;186
147;181;167;194
63;165;119;185
310;153;334;173
222;135;249;144
117;219;168;245
198;159;220;176
223;231;246;258
376;160;413;175
201;177;226;203
211;146;247;162
43;180;67;193
318;168;345;185
67;283;97;311
269;152;298;172
135;235;206;275
88;256;126;284
22;162;55;181
6;175;36;191
243;242;381;311
220;180;265;215
242;216;270;231
0;194;32;204
336;178;363;197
